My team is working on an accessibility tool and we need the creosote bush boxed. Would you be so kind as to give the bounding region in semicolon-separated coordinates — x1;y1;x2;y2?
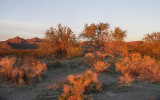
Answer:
104;41;128;57
67;46;83;58
59;70;101;100
80;22;127;56
0;56;47;86
93;61;110;73
39;24;83;59
116;53;160;86
132;32;160;60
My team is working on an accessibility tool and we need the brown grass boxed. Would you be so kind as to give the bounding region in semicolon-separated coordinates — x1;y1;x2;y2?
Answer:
116;53;160;86
0;56;47;86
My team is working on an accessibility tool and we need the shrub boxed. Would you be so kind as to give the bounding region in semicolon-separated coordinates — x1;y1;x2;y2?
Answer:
95;51;107;59
93;61;110;73
84;53;95;58
131;32;160;60
133;42;160;60
59;70;101;100
0;56;47;86
104;41;128;57
84;56;103;68
116;53;160;86
67;46;83;58
39;24;81;59
143;32;160;43
80;41;97;53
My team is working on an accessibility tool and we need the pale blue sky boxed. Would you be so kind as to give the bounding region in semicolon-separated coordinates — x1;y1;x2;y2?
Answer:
0;0;160;41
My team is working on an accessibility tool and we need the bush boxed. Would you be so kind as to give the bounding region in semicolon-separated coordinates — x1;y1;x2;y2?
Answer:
59;70;101;100
0;56;47;86
116;53;160;86
104;41;128;57
39;24;82;59
133;42;160;60
132;32;160;60
93;61;110;73
67;47;83;58
84;53;95;58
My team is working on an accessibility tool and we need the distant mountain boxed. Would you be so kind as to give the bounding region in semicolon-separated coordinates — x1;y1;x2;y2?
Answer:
0;36;43;50
0;37;142;50
26;37;42;44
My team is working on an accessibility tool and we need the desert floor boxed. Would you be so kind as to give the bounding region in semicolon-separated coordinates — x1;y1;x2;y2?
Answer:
0;57;160;100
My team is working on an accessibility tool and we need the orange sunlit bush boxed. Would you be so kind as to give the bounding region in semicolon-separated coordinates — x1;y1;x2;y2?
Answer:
133;42;160;60
39;24;83;59
116;53;160;86
80;23;127;54
93;60;110;73
59;70;101;100
104;41;128;57
131;32;160;59
0;56;47;86
66;46;83;58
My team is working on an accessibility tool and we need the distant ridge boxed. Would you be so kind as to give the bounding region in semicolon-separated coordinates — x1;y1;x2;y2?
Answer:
126;41;142;49
0;37;142;50
0;36;43;50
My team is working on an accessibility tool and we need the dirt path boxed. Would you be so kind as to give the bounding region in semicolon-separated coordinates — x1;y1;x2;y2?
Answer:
0;58;160;100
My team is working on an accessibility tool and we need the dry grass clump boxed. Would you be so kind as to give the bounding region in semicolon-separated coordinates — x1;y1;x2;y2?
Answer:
59;70;101;100
0;56;47;86
93;61;110;73
116;53;160;85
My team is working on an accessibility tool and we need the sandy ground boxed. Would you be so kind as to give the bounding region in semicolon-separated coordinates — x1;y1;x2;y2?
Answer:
0;57;160;100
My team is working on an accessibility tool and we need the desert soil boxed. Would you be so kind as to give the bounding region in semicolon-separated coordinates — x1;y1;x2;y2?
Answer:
0;57;160;100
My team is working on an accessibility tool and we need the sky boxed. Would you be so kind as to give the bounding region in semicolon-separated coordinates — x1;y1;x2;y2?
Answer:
0;0;160;41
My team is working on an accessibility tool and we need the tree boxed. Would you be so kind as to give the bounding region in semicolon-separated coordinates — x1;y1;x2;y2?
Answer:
141;32;160;59
111;27;127;41
80;22;110;50
39;24;78;58
143;32;160;43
